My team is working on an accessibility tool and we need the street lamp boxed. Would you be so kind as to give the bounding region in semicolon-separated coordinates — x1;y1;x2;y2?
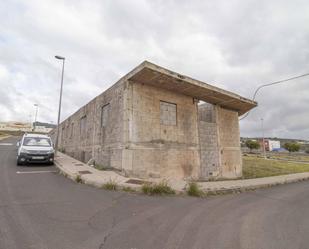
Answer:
261;118;266;159
33;104;39;131
54;55;65;155
240;72;309;120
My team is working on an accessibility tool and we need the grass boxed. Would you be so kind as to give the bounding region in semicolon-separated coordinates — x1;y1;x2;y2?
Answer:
0;132;8;138
266;153;309;162
102;179;118;191
75;175;83;183
243;155;309;179
122;186;136;193
94;164;115;171
186;182;204;197
142;181;175;195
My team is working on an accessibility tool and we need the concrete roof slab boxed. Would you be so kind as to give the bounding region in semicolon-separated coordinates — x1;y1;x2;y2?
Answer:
127;61;257;115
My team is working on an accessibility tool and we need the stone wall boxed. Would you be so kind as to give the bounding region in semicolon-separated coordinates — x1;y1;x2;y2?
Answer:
217;107;242;178
122;81;200;179
198;104;242;179
54;80;126;169
198;103;220;179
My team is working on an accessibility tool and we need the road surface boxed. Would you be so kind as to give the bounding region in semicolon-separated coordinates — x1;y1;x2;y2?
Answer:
1;136;309;249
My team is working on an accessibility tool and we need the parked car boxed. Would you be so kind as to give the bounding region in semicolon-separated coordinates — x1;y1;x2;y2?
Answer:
17;133;55;166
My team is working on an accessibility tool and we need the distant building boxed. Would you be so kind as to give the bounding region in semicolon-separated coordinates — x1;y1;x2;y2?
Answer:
260;139;280;151
33;122;56;133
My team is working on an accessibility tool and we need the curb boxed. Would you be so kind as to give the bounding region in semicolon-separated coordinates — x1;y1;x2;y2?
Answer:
55;154;309;197
54;158;142;192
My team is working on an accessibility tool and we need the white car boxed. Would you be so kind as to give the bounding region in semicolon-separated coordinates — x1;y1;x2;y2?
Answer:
17;133;55;166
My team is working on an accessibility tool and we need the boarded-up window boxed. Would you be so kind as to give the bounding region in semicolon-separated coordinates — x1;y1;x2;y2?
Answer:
160;101;177;126
101;104;110;127
70;123;74;138
198;103;216;123
80;116;87;134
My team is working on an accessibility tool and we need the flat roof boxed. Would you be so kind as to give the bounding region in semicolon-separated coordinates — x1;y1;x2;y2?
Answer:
126;61;257;115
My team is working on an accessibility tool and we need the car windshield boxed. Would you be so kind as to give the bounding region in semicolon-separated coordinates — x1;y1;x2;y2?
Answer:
23;137;51;147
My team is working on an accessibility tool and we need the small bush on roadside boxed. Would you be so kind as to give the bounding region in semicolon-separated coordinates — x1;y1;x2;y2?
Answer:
186;182;204;197
94;164;108;170
59;147;66;153
245;140;260;153
283;142;300;153
75;175;83;183
102;179;118;191
142;181;175;195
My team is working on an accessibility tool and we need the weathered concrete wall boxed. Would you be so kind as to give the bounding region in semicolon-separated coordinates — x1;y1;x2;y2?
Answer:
51;78;242;180
53;80;126;170
198;104;242;179
198;103;220;179
122;81;200;179
217;107;242;178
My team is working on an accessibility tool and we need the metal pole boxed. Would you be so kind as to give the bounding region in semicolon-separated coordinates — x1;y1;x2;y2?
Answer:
261;118;266;159
55;58;65;155
240;72;309;120
33;104;38;131
29;114;32;131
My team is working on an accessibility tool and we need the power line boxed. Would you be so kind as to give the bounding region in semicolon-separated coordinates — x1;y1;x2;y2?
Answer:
240;72;309;120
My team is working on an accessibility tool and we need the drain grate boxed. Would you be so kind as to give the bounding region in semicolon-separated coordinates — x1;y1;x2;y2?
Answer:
126;179;151;185
78;170;92;175
75;163;84;166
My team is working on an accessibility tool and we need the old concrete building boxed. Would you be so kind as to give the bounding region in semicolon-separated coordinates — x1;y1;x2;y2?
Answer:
52;61;256;180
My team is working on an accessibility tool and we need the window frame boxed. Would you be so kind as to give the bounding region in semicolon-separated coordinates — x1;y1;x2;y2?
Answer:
80;115;87;135
160;100;177;126
101;103;110;128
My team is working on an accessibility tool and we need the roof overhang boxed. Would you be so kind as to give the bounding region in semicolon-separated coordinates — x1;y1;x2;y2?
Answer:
126;61;257;115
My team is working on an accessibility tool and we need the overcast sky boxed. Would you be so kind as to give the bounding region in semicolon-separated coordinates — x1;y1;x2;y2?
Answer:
0;0;309;139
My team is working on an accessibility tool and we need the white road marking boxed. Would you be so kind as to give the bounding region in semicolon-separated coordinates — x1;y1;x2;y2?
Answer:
0;143;13;146
16;170;57;174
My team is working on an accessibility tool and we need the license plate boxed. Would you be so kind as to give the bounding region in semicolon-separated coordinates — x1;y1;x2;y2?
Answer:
32;156;44;160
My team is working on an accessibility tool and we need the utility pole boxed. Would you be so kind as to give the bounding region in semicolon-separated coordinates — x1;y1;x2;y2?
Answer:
261;118;266;159
54;55;65;155
33;104;39;131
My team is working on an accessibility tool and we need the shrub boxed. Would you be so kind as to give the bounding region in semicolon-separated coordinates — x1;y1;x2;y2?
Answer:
142;181;175;195
102;179;118;191
75;175;83;183
94;164;107;170
245;140;260;152
186;182;204;197
283;142;300;153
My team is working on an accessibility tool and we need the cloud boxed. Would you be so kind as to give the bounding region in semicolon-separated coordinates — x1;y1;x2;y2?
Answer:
0;0;309;139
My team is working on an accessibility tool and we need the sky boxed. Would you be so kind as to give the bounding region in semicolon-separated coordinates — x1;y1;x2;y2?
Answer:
0;0;309;139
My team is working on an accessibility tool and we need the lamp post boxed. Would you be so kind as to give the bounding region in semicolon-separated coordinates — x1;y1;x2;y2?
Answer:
240;72;309;121
261;118;266;159
33;104;39;131
54;55;65;155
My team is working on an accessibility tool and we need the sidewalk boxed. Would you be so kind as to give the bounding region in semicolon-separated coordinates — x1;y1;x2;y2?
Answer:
55;152;309;195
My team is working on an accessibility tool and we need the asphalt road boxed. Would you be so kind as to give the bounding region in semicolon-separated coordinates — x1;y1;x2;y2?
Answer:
1;136;309;249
